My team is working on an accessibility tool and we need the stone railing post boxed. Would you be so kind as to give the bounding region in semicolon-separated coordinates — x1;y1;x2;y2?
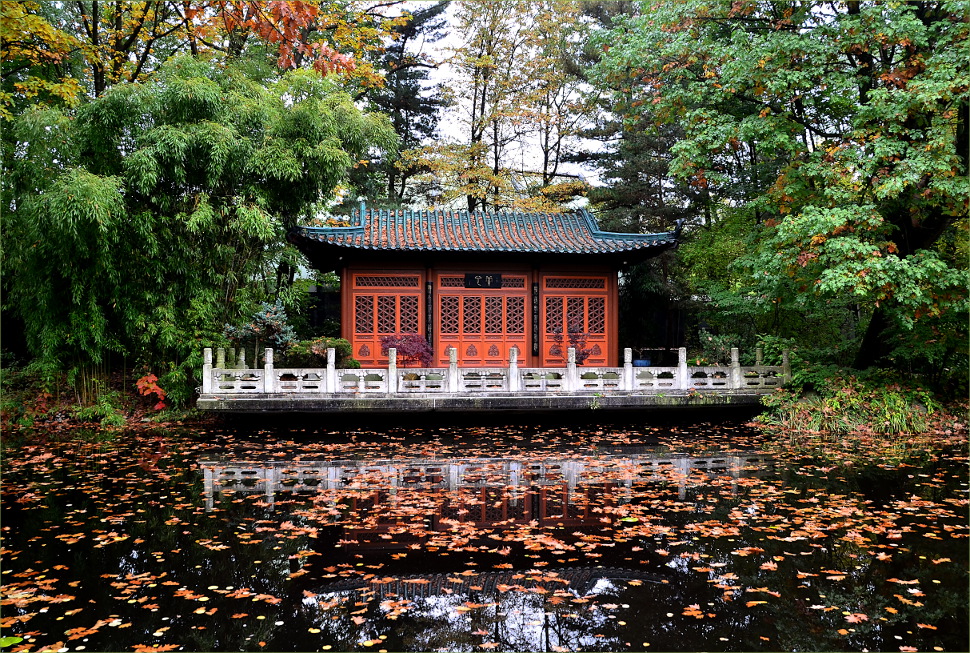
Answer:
678;347;688;390
237;348;247;370
508;347;520;392
755;347;763;367
263;348;274;393
782;349;791;384
566;347;578;392
387;348;398;395
326;348;336;392
203;348;213;394
216;347;225;369
730;347;741;389
448;347;459;392
623;348;633;391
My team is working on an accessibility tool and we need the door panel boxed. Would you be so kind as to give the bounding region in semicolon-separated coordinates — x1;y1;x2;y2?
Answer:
435;277;528;367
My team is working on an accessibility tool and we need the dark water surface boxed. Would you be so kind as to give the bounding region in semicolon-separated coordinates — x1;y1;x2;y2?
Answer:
1;418;967;652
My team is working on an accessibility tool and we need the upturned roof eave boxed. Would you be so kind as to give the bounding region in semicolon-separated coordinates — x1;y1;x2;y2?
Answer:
288;231;676;273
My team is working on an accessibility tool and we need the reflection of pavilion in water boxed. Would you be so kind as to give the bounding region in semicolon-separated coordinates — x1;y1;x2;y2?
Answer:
202;452;774;532
310;566;669;599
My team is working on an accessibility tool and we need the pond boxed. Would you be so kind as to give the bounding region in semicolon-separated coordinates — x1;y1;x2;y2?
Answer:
1;417;967;652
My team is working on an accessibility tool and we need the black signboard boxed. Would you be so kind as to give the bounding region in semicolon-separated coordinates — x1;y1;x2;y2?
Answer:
464;273;502;289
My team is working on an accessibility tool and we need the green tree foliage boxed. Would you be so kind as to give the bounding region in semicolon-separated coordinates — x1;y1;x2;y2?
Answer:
353;0;449;205
0;0;83;118
595;1;968;376
570;2;698;235
2;56;395;403
407;0;592;213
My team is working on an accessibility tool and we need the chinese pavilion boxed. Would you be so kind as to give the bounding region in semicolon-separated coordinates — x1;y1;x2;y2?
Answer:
288;205;679;369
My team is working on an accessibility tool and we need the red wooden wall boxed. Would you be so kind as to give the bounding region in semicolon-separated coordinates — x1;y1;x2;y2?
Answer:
343;264;618;368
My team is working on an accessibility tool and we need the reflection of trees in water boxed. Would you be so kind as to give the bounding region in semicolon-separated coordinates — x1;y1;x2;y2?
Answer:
300;570;633;652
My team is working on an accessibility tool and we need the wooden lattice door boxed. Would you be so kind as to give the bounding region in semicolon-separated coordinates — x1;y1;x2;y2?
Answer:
540;275;610;367
435;275;528;367
349;273;422;367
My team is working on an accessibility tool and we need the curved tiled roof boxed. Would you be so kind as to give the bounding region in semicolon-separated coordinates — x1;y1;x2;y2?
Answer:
290;207;678;257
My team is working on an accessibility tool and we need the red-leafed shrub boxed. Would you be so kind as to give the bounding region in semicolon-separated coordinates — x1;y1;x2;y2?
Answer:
136;373;167;411
380;334;434;367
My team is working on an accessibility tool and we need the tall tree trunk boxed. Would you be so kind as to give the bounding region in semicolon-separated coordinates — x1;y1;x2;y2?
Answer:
853;306;890;369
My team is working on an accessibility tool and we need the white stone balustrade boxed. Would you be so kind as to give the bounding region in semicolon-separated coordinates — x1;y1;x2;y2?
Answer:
201;346;790;397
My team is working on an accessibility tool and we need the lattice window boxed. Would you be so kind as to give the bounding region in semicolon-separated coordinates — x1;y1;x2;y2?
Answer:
439;276;464;288
463;296;481;333
400;296;419;333
544;297;563;334
355;275;420;287
485;297;503;334
377;296;396;334
484;489;506;522
502;277;526;288
355;296;374;334
506;297;525;334
545;277;606;289
440;296;459;333
567;297;585;332
588;297;605;334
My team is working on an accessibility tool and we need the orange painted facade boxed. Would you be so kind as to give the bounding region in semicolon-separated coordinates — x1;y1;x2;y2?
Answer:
343;264;618;368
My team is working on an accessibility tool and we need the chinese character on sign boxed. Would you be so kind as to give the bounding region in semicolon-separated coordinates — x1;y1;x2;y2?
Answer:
464;273;502;289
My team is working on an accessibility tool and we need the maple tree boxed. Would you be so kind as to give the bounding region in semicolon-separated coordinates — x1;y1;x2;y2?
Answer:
0;1;82;118
181;1;407;85
592;0;968;373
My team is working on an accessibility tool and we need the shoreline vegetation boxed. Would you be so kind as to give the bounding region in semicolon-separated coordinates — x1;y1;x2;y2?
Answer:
2;357;965;450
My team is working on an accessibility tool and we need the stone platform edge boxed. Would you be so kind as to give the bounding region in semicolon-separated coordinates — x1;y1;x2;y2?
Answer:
196;390;768;414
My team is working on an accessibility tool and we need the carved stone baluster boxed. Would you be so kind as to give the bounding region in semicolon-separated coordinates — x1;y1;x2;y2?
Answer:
326;348;336;393
678;347;688;390
387;348;398;395
203;348;213;394
264;348;274;393
565;348;577;392
448;347;459;393
730;348;741;389
508;347;520;393
623;348;633;391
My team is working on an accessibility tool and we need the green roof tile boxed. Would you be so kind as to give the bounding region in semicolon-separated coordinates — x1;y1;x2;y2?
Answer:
290;207;678;257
